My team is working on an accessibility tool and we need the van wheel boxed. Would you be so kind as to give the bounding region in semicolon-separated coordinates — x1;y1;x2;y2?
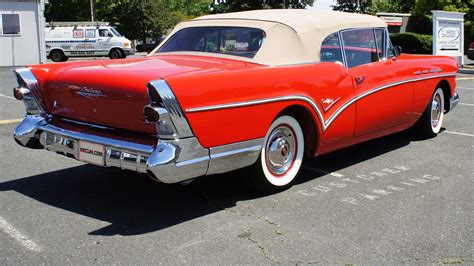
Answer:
109;49;122;59
50;50;66;62
243;115;304;194
416;88;445;138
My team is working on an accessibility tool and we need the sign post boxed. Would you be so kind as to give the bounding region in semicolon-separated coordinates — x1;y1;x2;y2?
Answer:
432;10;465;66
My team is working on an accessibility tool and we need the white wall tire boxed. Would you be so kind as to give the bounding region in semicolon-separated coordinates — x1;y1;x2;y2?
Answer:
261;116;304;187
242;115;305;193
416;87;445;138
430;88;444;134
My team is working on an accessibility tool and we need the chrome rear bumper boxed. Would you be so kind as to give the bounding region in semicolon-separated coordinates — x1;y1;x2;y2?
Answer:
14;115;262;183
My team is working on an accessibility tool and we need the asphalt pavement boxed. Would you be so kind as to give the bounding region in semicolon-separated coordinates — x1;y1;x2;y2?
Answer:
0;59;473;264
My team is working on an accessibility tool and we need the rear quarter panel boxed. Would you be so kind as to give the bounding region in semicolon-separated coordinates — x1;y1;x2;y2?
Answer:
166;63;356;152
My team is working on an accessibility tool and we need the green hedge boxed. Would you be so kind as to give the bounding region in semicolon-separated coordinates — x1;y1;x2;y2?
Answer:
390;32;433;54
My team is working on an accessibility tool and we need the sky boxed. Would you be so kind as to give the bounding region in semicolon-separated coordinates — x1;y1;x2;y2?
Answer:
308;0;335;11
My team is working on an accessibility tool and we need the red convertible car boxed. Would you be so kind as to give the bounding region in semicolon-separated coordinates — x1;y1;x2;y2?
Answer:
13;10;459;192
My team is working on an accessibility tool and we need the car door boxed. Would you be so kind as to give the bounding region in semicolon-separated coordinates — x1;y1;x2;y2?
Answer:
97;28;113;55
341;28;413;137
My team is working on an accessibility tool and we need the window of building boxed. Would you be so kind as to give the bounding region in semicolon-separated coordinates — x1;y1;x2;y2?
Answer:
341;29;378;68
1;14;21;35
320;32;343;64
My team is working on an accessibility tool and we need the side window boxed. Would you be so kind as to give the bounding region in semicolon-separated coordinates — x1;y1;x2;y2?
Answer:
320;32;343;64
374;29;385;60
72;29;84;38
85;29;95;38
341;29;378;68
99;29;111;37
388;39;396;58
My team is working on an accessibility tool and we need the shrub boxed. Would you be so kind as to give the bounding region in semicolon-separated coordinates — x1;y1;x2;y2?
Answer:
390;32;433;54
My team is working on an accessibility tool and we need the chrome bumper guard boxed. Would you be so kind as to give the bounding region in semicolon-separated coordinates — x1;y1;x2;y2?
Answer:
14;115;262;183
448;91;460;113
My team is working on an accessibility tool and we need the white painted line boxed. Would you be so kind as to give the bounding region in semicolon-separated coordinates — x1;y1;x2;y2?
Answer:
0;93;16;100
457;87;474;90
0;216;42;252
303;166;344;177
0;119;22;125
329;172;344;177
459;103;474;107
457;77;474;80
444;131;474;137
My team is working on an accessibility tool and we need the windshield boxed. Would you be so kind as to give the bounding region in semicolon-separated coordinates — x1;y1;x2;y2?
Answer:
158;26;265;58
110;27;122;37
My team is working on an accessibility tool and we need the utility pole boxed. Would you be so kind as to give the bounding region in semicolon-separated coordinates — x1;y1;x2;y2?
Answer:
90;0;96;22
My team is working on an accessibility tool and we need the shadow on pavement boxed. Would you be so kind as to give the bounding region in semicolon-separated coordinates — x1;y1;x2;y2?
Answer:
0;128;416;236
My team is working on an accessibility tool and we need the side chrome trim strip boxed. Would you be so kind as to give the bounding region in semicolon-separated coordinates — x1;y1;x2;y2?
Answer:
207;138;264;175
185;74;457;132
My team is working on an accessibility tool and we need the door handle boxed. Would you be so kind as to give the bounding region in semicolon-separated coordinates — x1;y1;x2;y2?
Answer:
355;75;366;85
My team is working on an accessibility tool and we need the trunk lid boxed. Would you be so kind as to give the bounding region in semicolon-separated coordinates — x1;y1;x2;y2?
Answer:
34;55;257;134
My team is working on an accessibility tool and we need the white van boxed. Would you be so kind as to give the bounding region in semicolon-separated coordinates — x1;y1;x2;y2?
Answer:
45;22;134;62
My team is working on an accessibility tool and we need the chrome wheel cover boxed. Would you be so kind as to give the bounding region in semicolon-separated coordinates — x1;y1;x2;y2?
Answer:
265;125;296;176
431;93;442;128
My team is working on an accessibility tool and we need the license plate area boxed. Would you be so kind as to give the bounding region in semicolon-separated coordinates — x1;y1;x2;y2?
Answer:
79;141;105;166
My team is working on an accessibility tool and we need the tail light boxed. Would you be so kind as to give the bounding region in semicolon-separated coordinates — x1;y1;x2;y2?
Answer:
13;87;31;100
144;80;194;139
13;68;45;115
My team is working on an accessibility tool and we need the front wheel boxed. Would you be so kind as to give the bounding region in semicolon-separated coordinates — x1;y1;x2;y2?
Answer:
244;115;305;193
416;88;445;138
109;49;123;59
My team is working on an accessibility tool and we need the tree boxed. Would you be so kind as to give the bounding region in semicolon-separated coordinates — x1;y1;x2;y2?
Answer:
370;0;415;14
106;0;172;42
370;0;473;52
212;0;315;13
45;0;91;22
332;0;372;13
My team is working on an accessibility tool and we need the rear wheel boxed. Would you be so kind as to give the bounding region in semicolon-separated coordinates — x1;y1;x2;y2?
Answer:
244;115;304;193
416;88;445;138
50;50;67;62
109;48;123;59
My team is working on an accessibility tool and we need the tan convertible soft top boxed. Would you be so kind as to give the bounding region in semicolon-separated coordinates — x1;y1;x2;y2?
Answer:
152;9;387;66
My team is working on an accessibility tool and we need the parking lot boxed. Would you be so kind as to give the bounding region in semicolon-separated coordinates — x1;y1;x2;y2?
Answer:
0;61;473;264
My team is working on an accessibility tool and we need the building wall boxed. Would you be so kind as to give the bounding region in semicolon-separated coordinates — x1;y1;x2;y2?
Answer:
0;1;42;66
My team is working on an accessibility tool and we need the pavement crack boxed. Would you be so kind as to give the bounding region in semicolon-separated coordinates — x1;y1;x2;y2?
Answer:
400;258;472;264
244;229;280;264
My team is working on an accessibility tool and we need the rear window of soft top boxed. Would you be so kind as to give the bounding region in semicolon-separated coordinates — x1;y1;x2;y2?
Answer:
158;26;265;59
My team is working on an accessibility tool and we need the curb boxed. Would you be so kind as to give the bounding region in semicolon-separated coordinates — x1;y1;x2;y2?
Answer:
458;68;474;74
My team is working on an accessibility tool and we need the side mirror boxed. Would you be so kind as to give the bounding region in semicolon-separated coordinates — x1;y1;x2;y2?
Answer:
394;45;402;57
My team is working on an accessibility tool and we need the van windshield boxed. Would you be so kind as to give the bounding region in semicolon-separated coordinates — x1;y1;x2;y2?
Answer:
110;27;122;37
157;26;265;58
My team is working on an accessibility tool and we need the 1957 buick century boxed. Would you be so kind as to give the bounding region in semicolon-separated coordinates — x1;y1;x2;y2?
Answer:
13;10;460;192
